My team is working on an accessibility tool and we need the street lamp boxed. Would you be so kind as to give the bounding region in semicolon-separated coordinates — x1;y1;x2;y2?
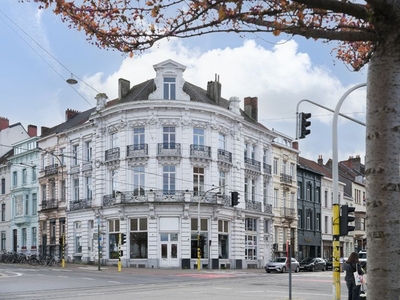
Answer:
36;146;66;268
331;83;366;300
197;185;223;271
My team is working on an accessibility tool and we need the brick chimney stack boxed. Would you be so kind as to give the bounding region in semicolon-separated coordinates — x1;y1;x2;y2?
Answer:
27;125;37;137
65;109;80;121
0;117;9;130
244;97;258;121
318;155;323;166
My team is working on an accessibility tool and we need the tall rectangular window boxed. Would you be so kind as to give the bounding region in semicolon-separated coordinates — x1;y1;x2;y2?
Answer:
73;179;79;201
1;231;6;250
111;133;118;148
251;179;256;201
133;127;145;149
163;165;176;195
22;169;27;184
273;158;278;175
51;181;56;199
244;177;249;202
263;181;268;205
218;133;226;150
13;171;17;187
61;180;66;201
218;220;229;259
193;167;204;196
219;171;226;195
163;77;176;100
191;218;208;259
251;145;256;160
324;216;328;234
108;219;120;258
32;194;37;215
85;176;92;199
163;127;176;148
193;128;205;145
111;171;118;195
22;228;27;247
41;184;47;201
133;166;145;196
25;195;29;216
32;166;37;181
245;218;257;260
1;178;5;194
130;218;148;258
1;203;5;221
273;189;278;207
32;227;37;247
72;145;78;166
85;141;92;162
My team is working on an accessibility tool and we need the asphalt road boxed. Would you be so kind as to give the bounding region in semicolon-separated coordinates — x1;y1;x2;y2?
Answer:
0;263;351;300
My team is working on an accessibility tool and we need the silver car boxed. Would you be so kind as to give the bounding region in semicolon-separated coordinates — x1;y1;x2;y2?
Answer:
265;257;300;273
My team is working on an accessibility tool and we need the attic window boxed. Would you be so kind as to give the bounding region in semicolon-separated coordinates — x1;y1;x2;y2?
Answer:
163;77;176;100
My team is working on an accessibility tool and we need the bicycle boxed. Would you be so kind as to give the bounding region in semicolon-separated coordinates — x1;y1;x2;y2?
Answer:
46;255;61;267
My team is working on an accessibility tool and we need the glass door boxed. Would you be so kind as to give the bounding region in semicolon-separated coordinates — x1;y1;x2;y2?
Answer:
160;233;179;268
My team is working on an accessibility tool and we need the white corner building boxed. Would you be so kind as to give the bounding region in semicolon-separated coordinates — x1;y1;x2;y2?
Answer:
43;59;278;269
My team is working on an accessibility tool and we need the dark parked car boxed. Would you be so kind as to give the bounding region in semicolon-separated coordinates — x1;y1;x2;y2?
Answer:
299;257;327;271
324;258;333;270
265;257;300;273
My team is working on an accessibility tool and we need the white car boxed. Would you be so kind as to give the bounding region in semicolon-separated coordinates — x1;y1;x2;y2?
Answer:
265;257;300;273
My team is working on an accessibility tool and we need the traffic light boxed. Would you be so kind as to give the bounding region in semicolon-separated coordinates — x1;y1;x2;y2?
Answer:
59;237;63;246
299;112;312;139
121;233;127;245
340;205;355;236
231;191;240;206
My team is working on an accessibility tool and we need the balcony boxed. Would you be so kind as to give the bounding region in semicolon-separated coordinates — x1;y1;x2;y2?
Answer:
244;157;261;176
217;149;232;168
41;199;58;210
280;173;293;186
44;164;58;176
157;143;181;163
263;163;272;176
126;144;149;163
281;207;297;220
190;144;211;165
69;198;92;211
245;200;262;212
105;147;120;164
264;203;273;214
14;215;31;225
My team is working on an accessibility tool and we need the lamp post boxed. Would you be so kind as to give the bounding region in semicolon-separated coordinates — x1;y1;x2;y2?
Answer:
331;83;366;300
197;185;222;271
37;146;65;268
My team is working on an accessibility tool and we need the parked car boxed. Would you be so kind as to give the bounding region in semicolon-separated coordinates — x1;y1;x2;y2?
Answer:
265;257;300;273
359;250;367;271
299;257;327;271
324;258;333;270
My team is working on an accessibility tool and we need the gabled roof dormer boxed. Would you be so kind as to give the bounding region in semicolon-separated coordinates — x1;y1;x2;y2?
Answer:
148;59;190;101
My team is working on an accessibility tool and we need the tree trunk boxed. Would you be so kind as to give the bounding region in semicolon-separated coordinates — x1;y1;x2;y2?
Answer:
366;30;400;299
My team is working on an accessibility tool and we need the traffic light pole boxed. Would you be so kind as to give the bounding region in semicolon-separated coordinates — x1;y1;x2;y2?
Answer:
331;83;366;300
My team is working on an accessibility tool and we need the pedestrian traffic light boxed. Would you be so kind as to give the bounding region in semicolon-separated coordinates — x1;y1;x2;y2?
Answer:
299;112;312;139
231;191;240;206
340;205;355;236
121;233;127;245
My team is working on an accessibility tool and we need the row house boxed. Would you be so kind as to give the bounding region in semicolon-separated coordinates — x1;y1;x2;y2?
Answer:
37;59;278;269
0;120;38;253
270;131;299;257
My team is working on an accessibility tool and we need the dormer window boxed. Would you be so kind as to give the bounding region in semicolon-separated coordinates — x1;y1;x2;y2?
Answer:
163;77;176;100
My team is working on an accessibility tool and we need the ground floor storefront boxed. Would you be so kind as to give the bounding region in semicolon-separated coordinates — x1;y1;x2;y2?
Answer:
66;203;273;269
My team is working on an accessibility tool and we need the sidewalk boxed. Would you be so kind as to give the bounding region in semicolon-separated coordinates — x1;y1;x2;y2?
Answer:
62;262;265;275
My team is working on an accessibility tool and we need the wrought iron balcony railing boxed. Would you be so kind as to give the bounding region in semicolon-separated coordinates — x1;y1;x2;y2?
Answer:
244;157;261;172
105;147;120;162
245;200;262;212
280;173;292;184
281;207;297;218
127;144;148;158
263;163;272;175
69;198;92;211
44;164;58;176
41;199;58;210
190;144;211;159
217;149;232;164
157;143;181;156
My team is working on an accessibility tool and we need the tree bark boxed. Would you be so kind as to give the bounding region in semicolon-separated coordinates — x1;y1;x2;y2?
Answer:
366;29;400;299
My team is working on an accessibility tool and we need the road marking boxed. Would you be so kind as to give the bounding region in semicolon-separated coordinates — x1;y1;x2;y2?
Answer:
108;281;121;284
83;277;95;280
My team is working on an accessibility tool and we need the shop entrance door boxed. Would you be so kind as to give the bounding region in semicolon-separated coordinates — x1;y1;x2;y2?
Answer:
159;233;179;268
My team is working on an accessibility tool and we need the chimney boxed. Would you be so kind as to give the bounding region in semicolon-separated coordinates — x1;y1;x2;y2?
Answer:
27;125;37;137
95;93;108;111
118;78;130;100
318;155;323;166
65;109;80;121
0;117;9;130
244;97;258;121
292;141;299;150
207;74;221;105
41;126;50;136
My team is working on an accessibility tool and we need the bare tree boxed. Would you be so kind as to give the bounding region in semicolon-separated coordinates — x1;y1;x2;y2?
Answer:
25;1;400;298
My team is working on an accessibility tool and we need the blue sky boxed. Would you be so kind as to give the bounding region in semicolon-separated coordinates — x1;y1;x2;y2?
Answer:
1;1;367;164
